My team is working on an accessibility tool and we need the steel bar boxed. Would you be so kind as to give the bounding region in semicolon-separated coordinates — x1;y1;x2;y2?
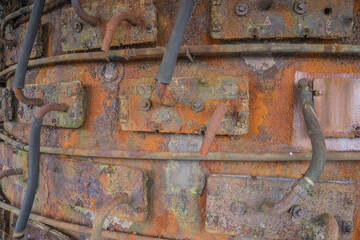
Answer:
0;201;165;240
0;133;359;161
2;44;360;78
0;168;23;180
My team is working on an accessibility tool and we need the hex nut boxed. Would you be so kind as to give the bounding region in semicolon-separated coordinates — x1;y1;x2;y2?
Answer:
294;1;308;15
235;2;249;16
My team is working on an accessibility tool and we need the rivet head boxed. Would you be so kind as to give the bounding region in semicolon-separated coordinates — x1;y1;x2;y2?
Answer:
73;22;82;33
139;99;151;111
235;2;249;16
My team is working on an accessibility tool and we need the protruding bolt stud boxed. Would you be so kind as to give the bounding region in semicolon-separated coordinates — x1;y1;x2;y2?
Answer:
353;125;360;138
230;202;246;215
346;197;355;205
294;1;308;15
73;22;82;33
343;221;354;235
235;2;249;16
139;99;151;111
191;99;205;113
291;205;307;219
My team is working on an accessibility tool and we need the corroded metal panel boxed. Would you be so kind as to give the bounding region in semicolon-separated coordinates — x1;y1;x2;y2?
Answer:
313;77;360;138
205;175;355;239
18;81;85;128
4;24;42;66
0;88;13;122
211;0;354;39
50;161;148;222
60;0;157;52
120;77;249;135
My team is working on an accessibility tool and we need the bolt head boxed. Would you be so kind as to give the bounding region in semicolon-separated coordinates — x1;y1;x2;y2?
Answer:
294;1;308;15
230;202;246;215
73;22;82;33
292;205;307;219
139;99;151;111
235;2;249;16
191;99;204;112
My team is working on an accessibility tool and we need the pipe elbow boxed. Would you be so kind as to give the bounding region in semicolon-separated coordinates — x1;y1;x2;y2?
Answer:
101;12;143;52
13;87;43;106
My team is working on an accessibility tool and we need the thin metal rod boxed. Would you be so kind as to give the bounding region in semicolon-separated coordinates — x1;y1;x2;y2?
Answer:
0;168;23;180
0;201;165;240
2;43;360;78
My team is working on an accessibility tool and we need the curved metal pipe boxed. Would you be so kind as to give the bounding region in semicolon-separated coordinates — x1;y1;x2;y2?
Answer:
101;12;143;52
200;103;227;155
261;78;326;215
13;87;43;106
90;193;130;240
0;168;23;180
13;103;67;239
321;213;339;240
71;0;103;26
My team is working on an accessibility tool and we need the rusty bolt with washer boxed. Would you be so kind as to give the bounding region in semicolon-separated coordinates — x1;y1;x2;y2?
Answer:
294;1;308;15
235;2;249;16
230;202;246;215
73;22;82;33
191;99;205;113
343;221;354;235
139;99;151;111
291;205;307;219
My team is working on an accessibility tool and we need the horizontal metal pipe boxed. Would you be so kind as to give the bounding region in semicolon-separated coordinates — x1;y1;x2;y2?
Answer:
2;43;360;78
0;133;359;161
0;168;23;180
0;201;165;240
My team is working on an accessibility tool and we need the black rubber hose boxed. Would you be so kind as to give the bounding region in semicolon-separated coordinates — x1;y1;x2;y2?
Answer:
12;0;45;89
13;117;42;239
298;79;326;191
155;0;195;85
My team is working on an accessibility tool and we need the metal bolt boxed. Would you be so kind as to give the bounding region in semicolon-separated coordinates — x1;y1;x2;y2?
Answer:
291;205;307;219
146;23;152;33
152;123;159;130
235;2;249;16
347;198;355;205
191;99;204;112
139;99;151;111
73;22;82;33
343;221;353;235
230;202;246;215
294;1;308;15
354;125;360;137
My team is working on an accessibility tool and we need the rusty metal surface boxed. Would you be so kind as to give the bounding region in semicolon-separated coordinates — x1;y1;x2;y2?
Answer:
312;77;360;138
292;72;360;151
21;219;71;240
205;175;355;239
60;0;157;52
120;77;249;135
17;81;85;128
4;23;42;66
0;88;13;122
211;0;354;40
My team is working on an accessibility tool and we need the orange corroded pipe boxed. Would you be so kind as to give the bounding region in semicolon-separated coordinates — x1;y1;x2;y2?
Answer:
101;12;143;52
13;87;43;106
321;213;339;240
200;103;227;155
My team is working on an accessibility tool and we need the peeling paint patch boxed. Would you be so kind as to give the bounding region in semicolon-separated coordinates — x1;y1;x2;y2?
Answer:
241;54;276;72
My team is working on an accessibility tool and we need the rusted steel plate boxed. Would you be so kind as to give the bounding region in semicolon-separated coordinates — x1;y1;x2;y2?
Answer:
60;0;157;52
50;160;148;222
4;23;42;66
313;77;360;138
292;72;360;151
0;88;13;122
211;0;354;40
17;81;85;128
205;175;355;239
120;77;249;135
